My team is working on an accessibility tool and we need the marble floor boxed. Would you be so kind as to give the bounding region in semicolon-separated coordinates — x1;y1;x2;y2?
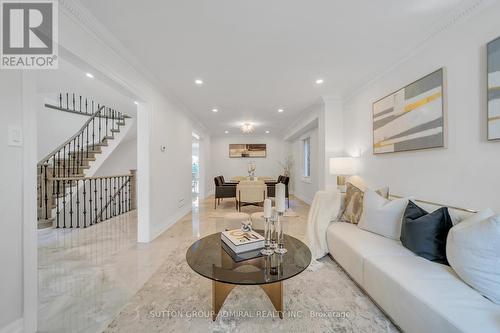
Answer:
37;195;309;333
38;195;396;333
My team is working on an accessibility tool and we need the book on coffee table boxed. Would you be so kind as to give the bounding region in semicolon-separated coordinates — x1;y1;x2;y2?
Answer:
221;229;265;254
221;241;263;262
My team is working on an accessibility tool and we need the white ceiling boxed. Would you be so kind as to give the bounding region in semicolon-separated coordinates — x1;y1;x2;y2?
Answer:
36;58;137;117
80;0;466;135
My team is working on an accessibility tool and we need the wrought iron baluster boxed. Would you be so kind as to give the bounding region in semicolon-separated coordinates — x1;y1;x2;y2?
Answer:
66;93;69;109
92;113;95;150
56;180;60;228
93;179;98;225
79;95;82;113
59;93;62;108
62;145;66;177
76;179;80;228
72;138;77;175
105;178;109;220
69;179;73;228
128;176;131;211
43;164;48;219
72;93;75;111
100;178;103;223
62;179;67;228
113;177;117;216
89;179;93;226
83;179;87;228
86;117;89;158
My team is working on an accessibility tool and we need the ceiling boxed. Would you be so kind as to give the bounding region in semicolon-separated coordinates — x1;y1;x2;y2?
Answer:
80;0;466;135
36;58;137;117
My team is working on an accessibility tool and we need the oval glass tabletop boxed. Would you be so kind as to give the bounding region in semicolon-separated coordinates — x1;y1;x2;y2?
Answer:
186;231;311;285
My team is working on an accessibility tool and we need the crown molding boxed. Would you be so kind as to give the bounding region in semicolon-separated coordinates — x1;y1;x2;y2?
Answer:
58;0;209;134
343;0;497;102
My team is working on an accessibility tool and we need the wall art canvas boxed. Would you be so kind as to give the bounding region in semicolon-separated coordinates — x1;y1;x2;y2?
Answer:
229;144;267;158
488;37;500;140
373;68;444;154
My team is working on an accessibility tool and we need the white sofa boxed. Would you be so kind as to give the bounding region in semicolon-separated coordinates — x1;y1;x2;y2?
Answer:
326;203;500;333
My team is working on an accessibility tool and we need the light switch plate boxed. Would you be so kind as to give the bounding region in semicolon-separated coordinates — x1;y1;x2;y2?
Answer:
8;126;23;147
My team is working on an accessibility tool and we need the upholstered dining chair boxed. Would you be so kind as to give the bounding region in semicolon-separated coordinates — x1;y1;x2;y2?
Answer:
236;180;267;212
214;177;237;209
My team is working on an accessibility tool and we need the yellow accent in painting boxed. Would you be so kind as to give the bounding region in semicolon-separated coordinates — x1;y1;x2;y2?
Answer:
488;116;500;123
404;92;442;113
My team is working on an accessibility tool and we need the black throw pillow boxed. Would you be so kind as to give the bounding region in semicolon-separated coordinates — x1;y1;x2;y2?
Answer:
400;201;453;265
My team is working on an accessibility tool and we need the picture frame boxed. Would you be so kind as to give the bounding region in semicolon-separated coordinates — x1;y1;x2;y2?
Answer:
372;68;445;154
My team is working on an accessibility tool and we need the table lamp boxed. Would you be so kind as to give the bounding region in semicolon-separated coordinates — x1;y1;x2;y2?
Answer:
329;157;357;191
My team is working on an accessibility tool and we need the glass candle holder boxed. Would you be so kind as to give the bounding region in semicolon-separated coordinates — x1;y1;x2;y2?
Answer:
269;217;277;249
275;212;287;254
260;217;274;255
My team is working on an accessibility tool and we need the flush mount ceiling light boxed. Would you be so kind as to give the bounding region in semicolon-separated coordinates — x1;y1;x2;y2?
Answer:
194;79;203;85
315;78;324;85
212;108;218;113
265;130;270;134
134;101;139;105
278;108;284;113
224;130;229;134
86;73;94;79
240;122;255;134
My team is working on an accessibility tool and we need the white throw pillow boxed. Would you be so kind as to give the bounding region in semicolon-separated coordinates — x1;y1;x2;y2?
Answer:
447;211;500;304
358;189;411;240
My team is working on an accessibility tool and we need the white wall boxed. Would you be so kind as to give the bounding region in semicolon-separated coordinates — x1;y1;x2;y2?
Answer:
342;2;500;212
94;124;137;176
289;127;320;204
210;135;285;183
0;72;24;330
37;107;88;160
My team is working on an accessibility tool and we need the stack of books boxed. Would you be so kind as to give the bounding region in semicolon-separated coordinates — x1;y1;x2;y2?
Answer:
221;229;264;254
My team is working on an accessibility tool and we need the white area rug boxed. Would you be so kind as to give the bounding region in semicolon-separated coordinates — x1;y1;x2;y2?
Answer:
105;238;399;333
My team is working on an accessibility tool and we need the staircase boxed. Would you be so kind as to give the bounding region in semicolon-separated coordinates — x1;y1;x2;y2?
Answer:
37;95;136;229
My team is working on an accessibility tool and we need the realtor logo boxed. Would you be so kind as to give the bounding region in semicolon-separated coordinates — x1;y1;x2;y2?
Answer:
1;0;58;69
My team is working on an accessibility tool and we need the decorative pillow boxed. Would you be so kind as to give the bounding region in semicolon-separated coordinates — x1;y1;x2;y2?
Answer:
339;183;389;224
358;189;410;239
400;201;453;265
447;211;500;304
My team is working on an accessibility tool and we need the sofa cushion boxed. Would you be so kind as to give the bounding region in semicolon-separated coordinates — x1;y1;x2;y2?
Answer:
338;183;389;224
358;189;410;239
326;222;414;284
447;212;500;304
363;254;500;333
401;201;453;265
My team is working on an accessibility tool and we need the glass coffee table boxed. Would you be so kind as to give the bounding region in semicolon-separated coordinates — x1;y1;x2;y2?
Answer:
186;231;311;320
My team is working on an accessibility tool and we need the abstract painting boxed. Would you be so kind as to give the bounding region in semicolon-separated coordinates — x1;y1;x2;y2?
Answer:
373;68;444;154
488;37;500;141
229;144;267;158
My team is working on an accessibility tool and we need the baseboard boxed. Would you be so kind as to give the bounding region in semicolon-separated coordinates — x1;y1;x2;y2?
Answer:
150;205;192;241
293;192;313;205
0;318;23;333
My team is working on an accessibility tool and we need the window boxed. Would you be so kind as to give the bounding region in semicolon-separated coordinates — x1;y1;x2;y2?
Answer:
303;137;311;178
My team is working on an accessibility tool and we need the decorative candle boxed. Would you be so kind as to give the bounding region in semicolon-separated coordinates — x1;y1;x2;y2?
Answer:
263;199;272;218
275;183;286;213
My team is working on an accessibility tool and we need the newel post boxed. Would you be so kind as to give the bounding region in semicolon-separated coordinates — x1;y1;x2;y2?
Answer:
130;169;137;210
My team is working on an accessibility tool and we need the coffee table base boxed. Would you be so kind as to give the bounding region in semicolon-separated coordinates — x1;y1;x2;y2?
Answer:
212;280;283;321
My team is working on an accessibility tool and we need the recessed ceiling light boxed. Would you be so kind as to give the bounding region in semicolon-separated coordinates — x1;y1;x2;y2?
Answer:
212;108;218;113
86;73;94;79
315;78;324;85
134;101;139;105
224;130;229;134
194;79;203;85
265;130;270;134
278;109;284;113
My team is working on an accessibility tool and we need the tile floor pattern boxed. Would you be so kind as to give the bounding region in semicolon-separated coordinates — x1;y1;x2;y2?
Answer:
38;196;398;333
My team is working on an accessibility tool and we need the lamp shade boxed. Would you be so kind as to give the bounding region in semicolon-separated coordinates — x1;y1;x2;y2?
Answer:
329;157;357;175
